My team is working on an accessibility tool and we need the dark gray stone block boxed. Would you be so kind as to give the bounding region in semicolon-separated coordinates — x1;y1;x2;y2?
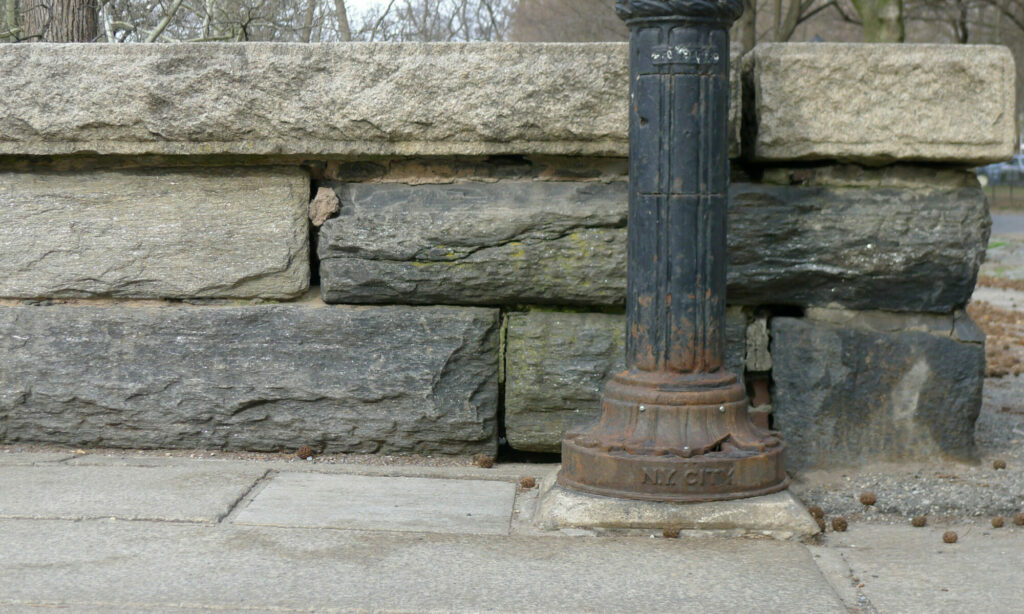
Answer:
728;184;989;312
504;309;747;453
319;181;988;313
771;310;984;470
319;181;628;306
0;303;499;455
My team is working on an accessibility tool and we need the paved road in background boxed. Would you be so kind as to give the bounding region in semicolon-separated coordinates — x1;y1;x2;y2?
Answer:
992;213;1024;235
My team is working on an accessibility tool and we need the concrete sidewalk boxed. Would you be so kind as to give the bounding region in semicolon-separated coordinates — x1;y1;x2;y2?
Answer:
1;450;1022;613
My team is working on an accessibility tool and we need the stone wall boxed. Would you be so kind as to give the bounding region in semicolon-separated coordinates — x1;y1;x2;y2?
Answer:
0;42;1014;470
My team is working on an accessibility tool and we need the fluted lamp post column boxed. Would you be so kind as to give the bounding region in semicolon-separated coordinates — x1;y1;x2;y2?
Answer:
558;0;788;502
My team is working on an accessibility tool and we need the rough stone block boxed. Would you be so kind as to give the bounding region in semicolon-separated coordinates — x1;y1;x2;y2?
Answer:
319;181;628;306
0;303;499;455
320;180;988;313
0;43;746;160
0;43;627;158
771;309;984;470
728;182;989;312
0;168;309;300
746;43;1016;164
504;309;747;453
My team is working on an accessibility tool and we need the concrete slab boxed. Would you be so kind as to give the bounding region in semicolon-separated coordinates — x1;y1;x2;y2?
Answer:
826;524;1024;614
0;519;846;613
0;465;266;522
534;474;820;540
234;472;517;535
63;452;559;484
0;452;76;465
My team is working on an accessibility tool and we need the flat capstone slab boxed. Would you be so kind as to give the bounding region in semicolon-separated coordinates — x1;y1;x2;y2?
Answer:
0;519;846;612
234;473;516;535
746;43;1016;164
0;464;265;522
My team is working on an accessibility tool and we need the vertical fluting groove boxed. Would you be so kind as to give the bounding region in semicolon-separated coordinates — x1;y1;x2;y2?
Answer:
695;32;708;373
658;23;670;372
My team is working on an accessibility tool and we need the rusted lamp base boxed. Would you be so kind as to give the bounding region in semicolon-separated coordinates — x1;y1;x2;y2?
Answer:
558;370;789;503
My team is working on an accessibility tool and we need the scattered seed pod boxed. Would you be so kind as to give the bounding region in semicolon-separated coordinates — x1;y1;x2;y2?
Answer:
1014;512;1024;526
816;517;827;532
911;516;927;528
295;445;313;459
519;476;537;489
663;528;681;539
472;454;494;468
994;459;1007;470
992;516;1005;528
831;517;848;532
859;492;877;506
943;531;958;544
807;505;825;520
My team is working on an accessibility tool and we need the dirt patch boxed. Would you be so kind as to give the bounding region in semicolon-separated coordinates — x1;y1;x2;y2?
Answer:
967;300;1024;377
978;275;1024;292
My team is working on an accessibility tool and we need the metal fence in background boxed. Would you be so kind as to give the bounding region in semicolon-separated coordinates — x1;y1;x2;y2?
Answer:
980;156;1024;211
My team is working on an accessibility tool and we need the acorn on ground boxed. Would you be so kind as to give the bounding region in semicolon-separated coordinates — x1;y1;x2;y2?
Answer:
472;454;494;468
807;505;824;520
992;516;1005;528
832;517;848;532
859;492;877;506
519;476;537;489
1014;512;1024;526
663;528;681;538
911;515;927;527
296;445;313;460
943;531;958;544
994;459;1007;470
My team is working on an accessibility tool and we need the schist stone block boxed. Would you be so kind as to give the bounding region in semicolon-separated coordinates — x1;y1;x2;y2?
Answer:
771;309;985;470
319;180;988;313
0;168;310;300
0;303;500;455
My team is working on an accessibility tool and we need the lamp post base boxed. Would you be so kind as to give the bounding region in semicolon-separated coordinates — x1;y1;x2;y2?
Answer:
535;477;819;540
558;370;789;503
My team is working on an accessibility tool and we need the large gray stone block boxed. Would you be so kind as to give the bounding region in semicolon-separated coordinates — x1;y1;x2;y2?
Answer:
0;43;628;158
771;309;984;470
0;303;499;455
0;168;309;300
319;181;628;306
727;183;990;312
320;180;988;313
0;43;745;160
746;43;1016;164
504;309;747;453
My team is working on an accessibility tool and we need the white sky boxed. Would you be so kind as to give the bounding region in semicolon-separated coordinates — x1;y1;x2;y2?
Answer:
345;0;384;16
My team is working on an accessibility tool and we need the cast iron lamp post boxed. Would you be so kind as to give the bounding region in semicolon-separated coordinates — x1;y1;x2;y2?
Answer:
558;0;789;502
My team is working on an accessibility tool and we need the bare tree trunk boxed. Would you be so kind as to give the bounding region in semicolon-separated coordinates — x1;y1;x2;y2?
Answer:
23;0;98;41
3;0;19;37
851;0;905;42
736;0;756;53
334;0;350;40
301;0;316;42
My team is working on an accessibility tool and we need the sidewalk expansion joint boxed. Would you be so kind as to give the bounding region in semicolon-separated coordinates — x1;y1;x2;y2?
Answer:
219;469;274;524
